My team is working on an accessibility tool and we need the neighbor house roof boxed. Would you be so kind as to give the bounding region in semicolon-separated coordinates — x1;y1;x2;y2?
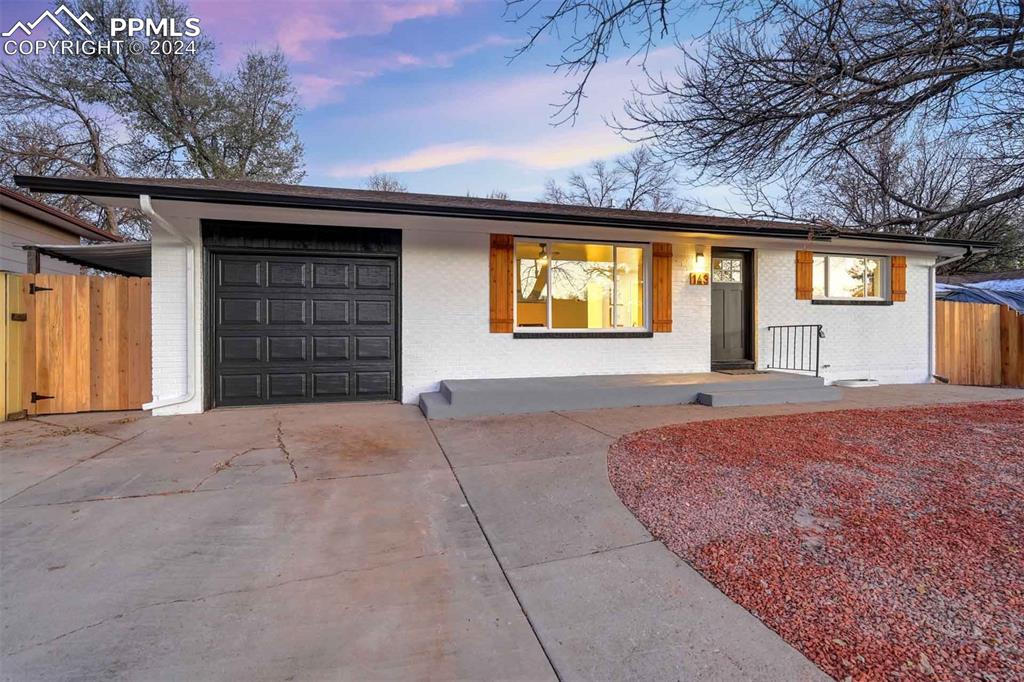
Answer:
938;269;1024;285
1;186;121;242
936;281;1024;313
13;175;993;249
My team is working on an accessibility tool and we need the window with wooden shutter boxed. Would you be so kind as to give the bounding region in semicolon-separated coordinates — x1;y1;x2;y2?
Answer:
891;256;907;302
795;250;814;300
652;242;673;332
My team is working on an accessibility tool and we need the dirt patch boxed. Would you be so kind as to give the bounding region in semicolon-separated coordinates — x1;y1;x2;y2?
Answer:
608;400;1024;681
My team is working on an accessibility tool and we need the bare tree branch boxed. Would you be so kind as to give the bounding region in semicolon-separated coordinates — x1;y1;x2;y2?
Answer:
511;0;1024;267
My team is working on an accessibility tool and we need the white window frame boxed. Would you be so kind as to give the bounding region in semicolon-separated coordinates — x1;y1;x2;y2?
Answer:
812;253;890;301
512;237;652;333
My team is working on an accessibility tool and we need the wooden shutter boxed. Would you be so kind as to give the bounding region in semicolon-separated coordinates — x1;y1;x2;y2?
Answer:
795;250;814;300
489;234;514;332
891;256;907;302
652;243;673;332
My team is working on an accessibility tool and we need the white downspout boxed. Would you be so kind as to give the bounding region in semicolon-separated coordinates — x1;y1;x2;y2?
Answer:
928;247;972;382
139;194;197;411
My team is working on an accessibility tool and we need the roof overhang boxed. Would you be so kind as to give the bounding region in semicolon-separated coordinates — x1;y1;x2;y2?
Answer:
14;174;994;253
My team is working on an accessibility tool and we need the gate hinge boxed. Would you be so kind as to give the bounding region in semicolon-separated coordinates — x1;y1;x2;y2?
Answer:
30;392;54;403
10;312;27;322
29;283;53;294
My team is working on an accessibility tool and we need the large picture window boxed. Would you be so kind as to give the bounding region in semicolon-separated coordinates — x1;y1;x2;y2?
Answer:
516;241;647;330
812;254;887;300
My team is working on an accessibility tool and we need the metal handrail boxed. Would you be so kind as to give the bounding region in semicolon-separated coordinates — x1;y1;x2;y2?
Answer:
766;324;824;376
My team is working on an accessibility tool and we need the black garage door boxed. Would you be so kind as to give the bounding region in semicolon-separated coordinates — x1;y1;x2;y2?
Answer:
210;245;398;407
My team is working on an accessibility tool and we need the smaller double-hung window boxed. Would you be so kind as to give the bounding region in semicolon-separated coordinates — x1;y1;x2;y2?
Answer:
812;254;888;300
515;241;648;330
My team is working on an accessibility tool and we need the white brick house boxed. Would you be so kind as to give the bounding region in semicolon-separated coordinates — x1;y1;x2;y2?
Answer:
14;176;987;416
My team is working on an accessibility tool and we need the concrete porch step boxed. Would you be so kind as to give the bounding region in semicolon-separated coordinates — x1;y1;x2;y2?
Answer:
696;385;842;407
419;372;831;419
418;391;451;419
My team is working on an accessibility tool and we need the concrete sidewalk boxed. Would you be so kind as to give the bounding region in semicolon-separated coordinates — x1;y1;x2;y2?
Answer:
432;413;827;681
429;383;1023;680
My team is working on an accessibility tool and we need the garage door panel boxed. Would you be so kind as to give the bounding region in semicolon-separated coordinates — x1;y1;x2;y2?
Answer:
355;300;392;325
312;263;351;288
219;336;263;363
220;374;262;402
212;250;396;406
356;371;392;397
313;372;350;397
218;258;263;287
219;297;263;325
312;299;350;324
267;336;307;362
268;373;307;399
313;336;350;361
267;261;307;287
267;299;308;325
355;263;393;289
355;336;392;360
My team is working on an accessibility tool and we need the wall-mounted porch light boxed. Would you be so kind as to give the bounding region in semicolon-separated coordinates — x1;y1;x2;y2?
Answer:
690;247;710;285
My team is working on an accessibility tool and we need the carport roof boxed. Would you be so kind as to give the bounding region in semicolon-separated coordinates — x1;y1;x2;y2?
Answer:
24;241;151;277
14;174;994;249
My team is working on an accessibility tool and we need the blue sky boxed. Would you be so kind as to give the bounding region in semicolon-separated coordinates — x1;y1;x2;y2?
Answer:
3;0;735;205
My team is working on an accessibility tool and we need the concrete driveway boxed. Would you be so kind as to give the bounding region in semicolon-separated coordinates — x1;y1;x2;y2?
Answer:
3;384;1020;680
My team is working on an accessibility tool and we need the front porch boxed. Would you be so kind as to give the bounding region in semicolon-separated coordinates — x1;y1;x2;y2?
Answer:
418;370;840;419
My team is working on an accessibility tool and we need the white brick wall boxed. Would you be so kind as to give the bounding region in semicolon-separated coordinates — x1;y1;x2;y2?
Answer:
150;216;203;416
400;229;712;403
144;203;939;412
754;249;931;384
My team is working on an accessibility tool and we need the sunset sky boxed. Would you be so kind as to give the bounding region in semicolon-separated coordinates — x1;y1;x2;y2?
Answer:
2;0;732;204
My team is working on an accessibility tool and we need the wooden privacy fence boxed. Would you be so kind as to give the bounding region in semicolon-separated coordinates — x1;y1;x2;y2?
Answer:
935;300;1024;388
2;273;152;420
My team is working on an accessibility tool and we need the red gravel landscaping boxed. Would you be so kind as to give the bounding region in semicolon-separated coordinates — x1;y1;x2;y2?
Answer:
608;400;1024;681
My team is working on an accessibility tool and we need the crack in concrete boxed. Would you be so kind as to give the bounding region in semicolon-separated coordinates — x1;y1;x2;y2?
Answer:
3;551;445;658
508;539;657;571
0;431;145;505
27;413;161;443
552;411;618;439
274;416;299;482
189;447;258;492
25;419;125;443
6;488;199;508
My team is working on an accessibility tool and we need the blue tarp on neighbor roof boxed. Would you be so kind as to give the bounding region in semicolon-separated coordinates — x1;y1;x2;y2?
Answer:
936;278;1024;313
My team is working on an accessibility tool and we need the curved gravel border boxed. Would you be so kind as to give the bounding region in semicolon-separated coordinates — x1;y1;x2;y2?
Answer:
608;400;1024;681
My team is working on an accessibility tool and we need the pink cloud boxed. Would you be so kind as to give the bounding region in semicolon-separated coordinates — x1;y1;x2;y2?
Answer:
292;35;518;108
191;0;462;63
327;127;634;176
294;74;346;108
365;46;687;127
275;15;348;62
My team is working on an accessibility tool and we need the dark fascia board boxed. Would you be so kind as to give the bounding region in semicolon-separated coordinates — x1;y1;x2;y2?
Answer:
13;175;996;249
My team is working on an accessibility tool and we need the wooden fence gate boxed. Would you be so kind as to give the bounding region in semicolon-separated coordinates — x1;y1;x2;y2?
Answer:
935;300;1024;388
2;273;152;420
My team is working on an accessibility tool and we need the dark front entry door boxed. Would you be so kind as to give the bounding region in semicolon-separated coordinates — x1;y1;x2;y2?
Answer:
211;252;398;406
710;248;752;368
